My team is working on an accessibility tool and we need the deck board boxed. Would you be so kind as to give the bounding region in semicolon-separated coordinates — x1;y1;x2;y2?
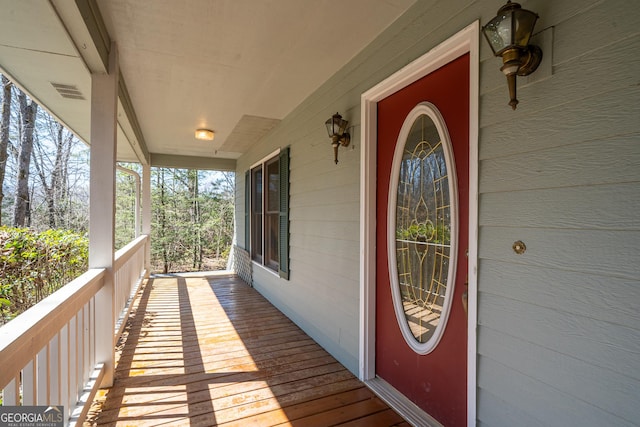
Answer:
85;274;407;426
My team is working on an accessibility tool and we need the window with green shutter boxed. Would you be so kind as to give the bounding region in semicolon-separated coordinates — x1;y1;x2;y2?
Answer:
246;147;290;278
278;147;290;279
244;170;250;250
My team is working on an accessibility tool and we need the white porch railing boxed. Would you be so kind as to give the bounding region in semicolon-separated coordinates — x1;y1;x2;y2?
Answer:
114;235;148;338
0;234;149;426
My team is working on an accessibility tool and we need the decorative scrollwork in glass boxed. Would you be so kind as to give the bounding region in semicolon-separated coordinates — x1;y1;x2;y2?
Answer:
388;103;458;354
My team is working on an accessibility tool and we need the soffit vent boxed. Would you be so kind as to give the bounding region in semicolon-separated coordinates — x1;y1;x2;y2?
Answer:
50;83;85;100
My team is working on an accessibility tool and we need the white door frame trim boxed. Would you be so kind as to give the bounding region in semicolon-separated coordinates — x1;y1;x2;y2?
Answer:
359;21;480;426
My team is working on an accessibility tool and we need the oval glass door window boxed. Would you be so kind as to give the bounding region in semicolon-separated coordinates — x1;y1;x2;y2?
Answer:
387;102;458;355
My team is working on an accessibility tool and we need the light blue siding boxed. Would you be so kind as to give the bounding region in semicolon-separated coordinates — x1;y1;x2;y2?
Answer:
237;0;640;424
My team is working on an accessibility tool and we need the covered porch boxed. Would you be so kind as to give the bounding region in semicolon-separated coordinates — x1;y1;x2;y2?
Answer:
87;273;407;426
3;0;639;425
0;1;416;424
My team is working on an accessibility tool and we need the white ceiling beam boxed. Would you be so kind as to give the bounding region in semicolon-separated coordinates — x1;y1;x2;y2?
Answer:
150;153;236;171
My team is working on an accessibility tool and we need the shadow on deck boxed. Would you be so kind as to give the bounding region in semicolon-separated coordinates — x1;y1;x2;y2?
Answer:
86;272;409;426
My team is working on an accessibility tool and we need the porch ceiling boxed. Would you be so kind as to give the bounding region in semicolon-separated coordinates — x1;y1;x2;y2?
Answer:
0;0;415;168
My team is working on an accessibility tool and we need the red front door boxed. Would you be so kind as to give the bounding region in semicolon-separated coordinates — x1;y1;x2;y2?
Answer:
375;53;469;426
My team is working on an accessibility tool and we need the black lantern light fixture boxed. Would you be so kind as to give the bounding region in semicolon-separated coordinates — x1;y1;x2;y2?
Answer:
325;112;351;164
482;0;542;109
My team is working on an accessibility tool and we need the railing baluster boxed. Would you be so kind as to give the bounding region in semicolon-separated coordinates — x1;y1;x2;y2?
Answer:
75;310;82;399
37;346;47;404
78;310;84;401
2;374;20;405
50;333;60;405
69;316;77;407
89;297;95;371
61;322;70;418
23;358;36;404
83;304;90;387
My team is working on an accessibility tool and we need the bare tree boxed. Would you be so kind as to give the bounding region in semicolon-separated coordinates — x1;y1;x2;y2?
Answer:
157;167;169;273
211;172;234;259
0;75;12;224
13;91;37;227
188;169;203;269
33;117;75;228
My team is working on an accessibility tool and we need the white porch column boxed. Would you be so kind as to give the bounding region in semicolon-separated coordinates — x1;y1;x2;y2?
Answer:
90;43;119;387
142;163;152;275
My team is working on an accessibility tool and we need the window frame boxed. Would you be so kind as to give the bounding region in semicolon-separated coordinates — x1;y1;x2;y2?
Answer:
247;147;290;279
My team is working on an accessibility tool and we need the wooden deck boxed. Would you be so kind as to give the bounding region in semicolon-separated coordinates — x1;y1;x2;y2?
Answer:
86;273;409;426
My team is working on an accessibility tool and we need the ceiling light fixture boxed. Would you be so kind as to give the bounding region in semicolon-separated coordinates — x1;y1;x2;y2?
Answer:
195;128;215;141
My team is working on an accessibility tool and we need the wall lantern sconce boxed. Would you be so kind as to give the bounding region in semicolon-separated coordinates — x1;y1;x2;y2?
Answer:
482;0;542;109
195;128;215;140
325;112;351;164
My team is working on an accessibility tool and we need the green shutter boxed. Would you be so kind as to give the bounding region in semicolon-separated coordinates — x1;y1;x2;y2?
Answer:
278;147;290;279
244;170;250;251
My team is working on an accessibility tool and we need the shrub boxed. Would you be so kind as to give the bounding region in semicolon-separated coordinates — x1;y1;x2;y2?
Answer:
0;226;88;324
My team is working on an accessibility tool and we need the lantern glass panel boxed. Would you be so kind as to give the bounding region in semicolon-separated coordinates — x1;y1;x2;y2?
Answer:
512;8;538;47
325;117;337;137
337;117;348;135
483;12;512;54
